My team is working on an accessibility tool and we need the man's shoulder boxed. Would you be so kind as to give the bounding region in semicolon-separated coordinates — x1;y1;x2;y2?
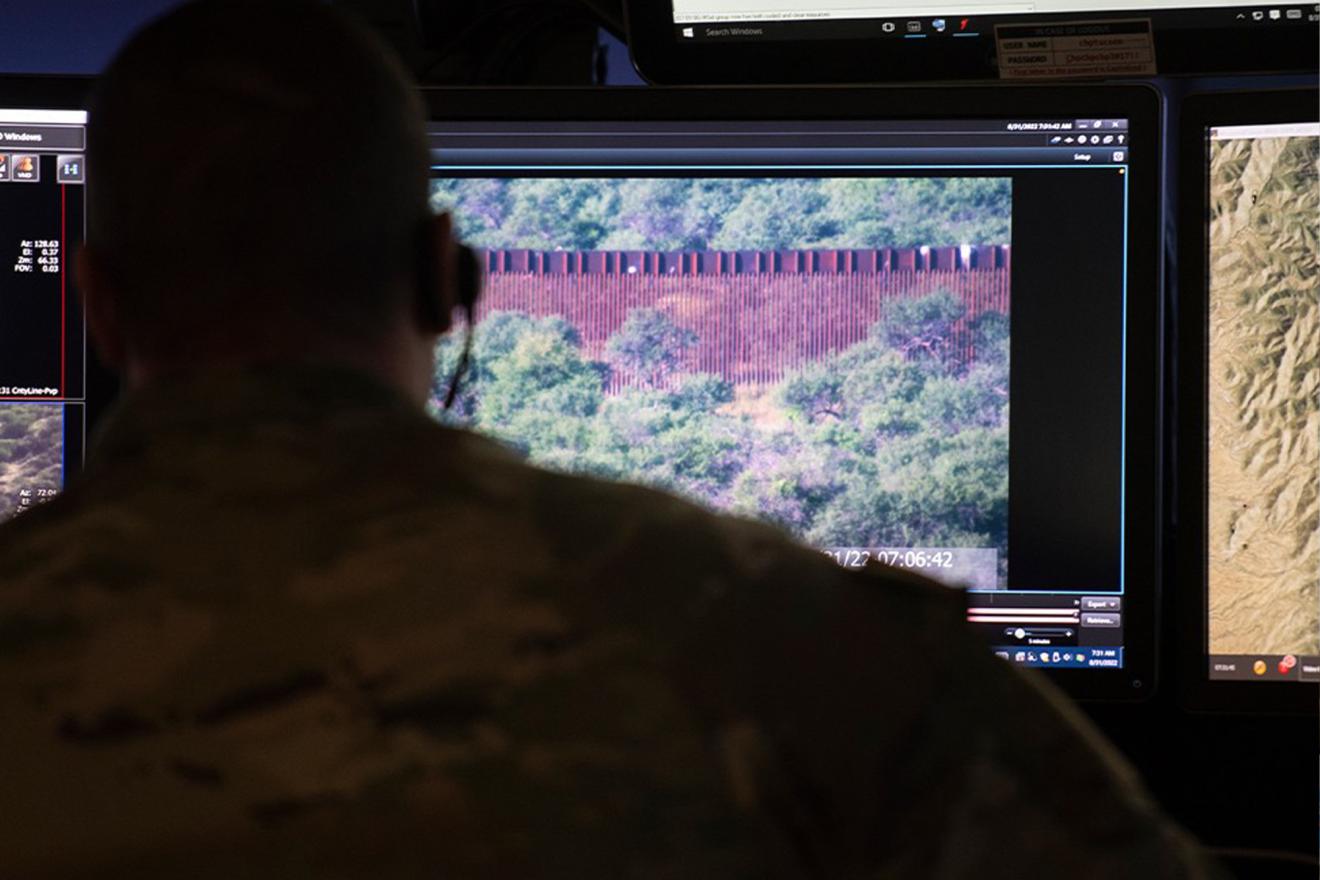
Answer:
502;450;961;624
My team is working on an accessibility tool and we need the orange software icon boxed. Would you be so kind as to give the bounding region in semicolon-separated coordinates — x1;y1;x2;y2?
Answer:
15;156;33;174
1251;659;1268;676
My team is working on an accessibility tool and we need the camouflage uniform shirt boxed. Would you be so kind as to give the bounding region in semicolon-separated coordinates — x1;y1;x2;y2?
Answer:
0;365;1222;878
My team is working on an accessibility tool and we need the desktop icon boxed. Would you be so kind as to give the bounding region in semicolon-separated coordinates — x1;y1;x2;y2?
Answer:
681;26;694;38
1014;651;1026;662
1063;652;1073;662
0;153;8;180
882;21;896;32
1252;10;1265;19
1252;659;1268;675
57;155;83;183
1269;8;1281;17
959;17;970;30
1279;654;1298;674
1103;134;1114;144
1050;135;1062;143
932;18;946;31
12;154;37;182
1112;151;1125;162
1286;7;1302;16
995;650;1011;661
906;20;922;32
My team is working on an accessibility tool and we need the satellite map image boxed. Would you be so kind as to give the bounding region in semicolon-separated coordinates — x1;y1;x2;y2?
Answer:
1206;124;1320;660
0;403;62;521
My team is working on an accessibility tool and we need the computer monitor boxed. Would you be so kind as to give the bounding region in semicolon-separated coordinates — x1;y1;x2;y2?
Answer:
0;77;99;524
624;0;1319;82
1177;88;1319;714
424;85;1161;700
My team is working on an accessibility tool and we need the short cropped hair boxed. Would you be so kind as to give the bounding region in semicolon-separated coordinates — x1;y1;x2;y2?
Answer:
87;0;431;355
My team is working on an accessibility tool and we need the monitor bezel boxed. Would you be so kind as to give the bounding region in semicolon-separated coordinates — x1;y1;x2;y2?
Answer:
422;84;1164;702
623;0;1319;84
1175;87;1320;716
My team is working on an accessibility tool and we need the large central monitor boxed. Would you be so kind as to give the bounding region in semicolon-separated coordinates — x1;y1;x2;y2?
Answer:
424;85;1161;700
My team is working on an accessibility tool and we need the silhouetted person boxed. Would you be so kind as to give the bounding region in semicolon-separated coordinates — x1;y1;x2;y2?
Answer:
0;2;1224;878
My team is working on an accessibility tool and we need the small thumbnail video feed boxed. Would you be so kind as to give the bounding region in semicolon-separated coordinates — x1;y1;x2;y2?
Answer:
431;177;1011;588
1207;130;1319;664
0;403;62;521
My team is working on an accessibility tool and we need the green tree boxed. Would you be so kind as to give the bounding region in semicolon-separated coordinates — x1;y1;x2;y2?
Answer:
476;325;607;458
430;177;511;244
871;289;966;365
577;375;750;502
680;179;744;250
598;179;693;251
605;308;699;389
709;179;838;250
432;311;584;420
820;177;1011;247
497;179;620;250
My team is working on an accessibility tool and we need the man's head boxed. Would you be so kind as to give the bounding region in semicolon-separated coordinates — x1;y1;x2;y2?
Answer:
79;0;458;400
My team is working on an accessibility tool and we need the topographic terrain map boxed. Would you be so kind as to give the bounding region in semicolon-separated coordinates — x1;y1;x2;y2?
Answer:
1207;129;1320;657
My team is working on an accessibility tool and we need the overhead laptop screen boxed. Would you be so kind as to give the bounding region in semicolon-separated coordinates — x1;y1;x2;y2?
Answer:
1204;119;1319;684
627;0;1318;82
0;107;86;522
425;90;1158;690
667;0;1316;36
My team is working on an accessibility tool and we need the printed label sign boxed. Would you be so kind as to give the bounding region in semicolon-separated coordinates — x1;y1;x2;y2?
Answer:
996;19;1156;80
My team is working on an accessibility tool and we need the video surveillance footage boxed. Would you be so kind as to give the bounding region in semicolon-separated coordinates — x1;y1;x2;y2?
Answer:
430;176;1013;589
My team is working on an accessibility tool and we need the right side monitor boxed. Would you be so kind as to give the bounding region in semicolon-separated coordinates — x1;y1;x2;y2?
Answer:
1180;88;1319;709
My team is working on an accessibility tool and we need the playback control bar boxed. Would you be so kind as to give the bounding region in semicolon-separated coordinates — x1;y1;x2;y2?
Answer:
968;593;1123;667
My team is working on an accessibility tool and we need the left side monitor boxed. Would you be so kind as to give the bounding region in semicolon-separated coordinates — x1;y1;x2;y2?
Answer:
0;87;90;523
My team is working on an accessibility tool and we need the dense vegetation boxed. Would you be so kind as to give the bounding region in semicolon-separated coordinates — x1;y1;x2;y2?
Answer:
431;177;1012;252
432;291;1009;582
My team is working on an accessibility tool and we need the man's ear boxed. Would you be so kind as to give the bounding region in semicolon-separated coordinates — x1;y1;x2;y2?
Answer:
414;212;457;335
76;245;128;370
